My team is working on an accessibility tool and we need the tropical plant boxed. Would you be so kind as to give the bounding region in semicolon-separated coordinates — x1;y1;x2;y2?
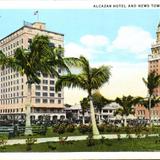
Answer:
142;71;160;125
80;97;90;124
0;35;78;135
55;56;111;136
0;35;51;135
115;95;141;127
92;91;111;124
25;135;37;151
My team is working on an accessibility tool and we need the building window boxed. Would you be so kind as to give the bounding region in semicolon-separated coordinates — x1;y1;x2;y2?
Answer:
43;99;47;103
43;86;48;90
50;80;54;85
35;92;40;96
58;93;61;97
50;99;55;103
36;85;41;90
43;80;48;84
43;92;48;96
50;93;54;97
35;99;40;103
58;100;61;104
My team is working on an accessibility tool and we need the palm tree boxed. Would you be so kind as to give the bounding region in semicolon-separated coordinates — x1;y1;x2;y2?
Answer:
1;35;52;135
142;71;160;125
0;35;72;135
55;56;111;136
80;97;90;124
115;95;141;127
92;91;110;124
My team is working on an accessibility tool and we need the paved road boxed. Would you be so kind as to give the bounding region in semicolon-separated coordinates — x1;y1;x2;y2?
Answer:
6;133;159;145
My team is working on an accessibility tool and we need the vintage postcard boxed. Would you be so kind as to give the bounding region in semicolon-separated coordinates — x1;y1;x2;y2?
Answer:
0;0;160;159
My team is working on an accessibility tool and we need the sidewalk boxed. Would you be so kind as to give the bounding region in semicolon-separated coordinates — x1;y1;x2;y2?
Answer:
6;133;159;145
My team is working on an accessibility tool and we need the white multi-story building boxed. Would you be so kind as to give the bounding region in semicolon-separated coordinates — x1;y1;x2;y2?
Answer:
101;102;122;120
0;21;66;121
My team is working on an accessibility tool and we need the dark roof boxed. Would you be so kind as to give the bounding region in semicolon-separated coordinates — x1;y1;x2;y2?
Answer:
0;25;64;42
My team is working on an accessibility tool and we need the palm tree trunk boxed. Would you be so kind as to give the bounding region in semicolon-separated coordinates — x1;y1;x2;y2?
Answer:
82;115;85;125
25;83;33;135
89;95;100;136
124;115;127;127
149;96;152;127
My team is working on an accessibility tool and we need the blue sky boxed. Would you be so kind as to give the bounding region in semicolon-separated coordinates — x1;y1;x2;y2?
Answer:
0;9;160;104
0;10;159;63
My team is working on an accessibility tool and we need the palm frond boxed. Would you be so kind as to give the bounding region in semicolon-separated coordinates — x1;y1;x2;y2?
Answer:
55;74;84;92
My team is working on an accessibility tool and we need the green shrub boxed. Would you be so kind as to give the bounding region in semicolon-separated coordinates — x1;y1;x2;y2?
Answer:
26;135;37;151
53;124;60;133
66;124;75;133
100;136;105;144
105;125;114;133
59;136;68;145
86;134;95;146
125;126;132;134
98;124;106;133
117;134;121;140
47;142;56;150
0;134;8;151
78;124;92;134
57;124;66;134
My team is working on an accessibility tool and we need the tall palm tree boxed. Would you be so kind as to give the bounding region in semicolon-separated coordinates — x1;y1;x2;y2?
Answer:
0;35;52;135
55;56;111;136
115;95;141;127
80;97;90;124
142;71;160;125
0;35;76;135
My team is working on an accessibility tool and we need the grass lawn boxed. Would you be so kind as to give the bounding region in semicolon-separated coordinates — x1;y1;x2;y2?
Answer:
3;136;160;152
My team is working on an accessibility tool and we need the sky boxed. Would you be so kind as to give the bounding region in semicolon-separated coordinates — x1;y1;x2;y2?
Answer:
0;9;160;104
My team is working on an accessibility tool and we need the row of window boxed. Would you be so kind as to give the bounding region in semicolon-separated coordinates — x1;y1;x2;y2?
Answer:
102;109;113;113
1;85;23;93
150;69;159;74
1;73;19;82
1;39;23;53
1;79;22;87
0;108;23;113
0;98;23;105
1;68;19;78
35;92;61;97
137;110;159;116
40;80;55;85
35;85;55;91
35;98;61;104
1;92;23;99
150;60;159;64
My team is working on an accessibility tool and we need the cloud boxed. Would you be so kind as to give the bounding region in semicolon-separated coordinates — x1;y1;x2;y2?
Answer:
93;61;148;98
108;26;154;54
80;35;109;48
64;62;148;104
65;34;109;59
64;42;89;58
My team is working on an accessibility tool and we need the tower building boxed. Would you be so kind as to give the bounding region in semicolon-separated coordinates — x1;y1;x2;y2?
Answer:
135;22;160;120
0;22;65;121
148;22;160;96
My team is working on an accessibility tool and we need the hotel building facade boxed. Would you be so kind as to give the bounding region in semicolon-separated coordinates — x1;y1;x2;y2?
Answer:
0;22;66;121
135;22;160;120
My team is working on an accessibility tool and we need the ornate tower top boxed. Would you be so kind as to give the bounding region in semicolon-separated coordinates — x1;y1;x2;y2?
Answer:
156;21;160;42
